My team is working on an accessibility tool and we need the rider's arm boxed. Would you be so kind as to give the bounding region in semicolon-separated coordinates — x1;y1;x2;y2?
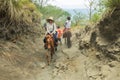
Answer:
52;23;57;34
64;21;67;28
46;24;50;34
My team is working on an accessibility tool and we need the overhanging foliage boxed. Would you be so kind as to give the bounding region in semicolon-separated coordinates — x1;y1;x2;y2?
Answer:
0;0;41;40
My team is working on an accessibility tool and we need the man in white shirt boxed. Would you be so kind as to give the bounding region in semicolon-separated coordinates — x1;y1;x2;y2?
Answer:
64;16;71;32
63;16;72;48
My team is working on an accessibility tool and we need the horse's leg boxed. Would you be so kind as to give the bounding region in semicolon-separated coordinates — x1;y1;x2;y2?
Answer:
65;38;67;44
46;49;51;65
50;48;52;59
65;31;68;45
67;35;71;48
46;51;49;65
51;43;55;59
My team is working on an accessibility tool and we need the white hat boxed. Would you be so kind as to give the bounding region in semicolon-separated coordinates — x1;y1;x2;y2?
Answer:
46;16;54;22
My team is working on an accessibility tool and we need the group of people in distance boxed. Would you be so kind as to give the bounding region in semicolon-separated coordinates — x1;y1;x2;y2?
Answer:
43;16;71;50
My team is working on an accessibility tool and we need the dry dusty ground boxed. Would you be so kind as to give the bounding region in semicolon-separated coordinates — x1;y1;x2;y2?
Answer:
0;32;120;80
33;36;120;80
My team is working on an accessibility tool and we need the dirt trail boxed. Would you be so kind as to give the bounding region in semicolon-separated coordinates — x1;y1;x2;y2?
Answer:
0;30;120;80
32;34;120;80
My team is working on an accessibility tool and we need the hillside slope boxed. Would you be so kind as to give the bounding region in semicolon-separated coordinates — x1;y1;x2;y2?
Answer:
78;8;120;61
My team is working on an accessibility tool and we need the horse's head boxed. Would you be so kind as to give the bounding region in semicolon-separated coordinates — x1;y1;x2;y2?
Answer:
45;34;54;49
46;34;53;41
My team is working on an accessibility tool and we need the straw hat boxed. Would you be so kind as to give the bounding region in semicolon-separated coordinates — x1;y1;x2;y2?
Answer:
46;16;54;22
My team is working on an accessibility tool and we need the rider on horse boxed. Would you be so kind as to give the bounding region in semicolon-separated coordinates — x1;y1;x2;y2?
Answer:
63;16;72;48
63;16;71;32
43;17;58;50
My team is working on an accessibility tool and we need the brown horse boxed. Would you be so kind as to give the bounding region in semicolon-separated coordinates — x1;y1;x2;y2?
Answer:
45;34;55;65
63;29;72;48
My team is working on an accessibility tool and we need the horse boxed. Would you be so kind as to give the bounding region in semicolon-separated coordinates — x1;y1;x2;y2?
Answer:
63;29;72;48
45;34;55;65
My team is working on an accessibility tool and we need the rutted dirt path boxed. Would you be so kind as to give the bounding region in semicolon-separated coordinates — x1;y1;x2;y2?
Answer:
0;30;120;80
35;40;89;80
33;34;120;80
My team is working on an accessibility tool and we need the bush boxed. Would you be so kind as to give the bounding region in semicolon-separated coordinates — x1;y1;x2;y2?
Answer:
0;0;41;40
104;0;120;8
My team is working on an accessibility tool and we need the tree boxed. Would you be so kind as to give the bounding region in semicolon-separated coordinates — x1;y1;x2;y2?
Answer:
85;0;106;23
38;5;70;26
72;10;86;26
32;0;51;8
85;0;96;21
91;0;106;23
91;13;100;23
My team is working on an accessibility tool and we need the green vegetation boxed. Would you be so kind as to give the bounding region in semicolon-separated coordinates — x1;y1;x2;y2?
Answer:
0;0;41;40
33;0;70;26
74;0;120;26
37;5;70;26
84;0;120;24
90;0;120;23
72;10;86;26
104;0;120;8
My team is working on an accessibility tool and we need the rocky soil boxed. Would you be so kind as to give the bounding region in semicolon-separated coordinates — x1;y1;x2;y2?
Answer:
0;31;120;80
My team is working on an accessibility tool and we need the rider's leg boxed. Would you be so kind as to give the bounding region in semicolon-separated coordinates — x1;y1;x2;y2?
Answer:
53;33;58;45
59;38;62;45
43;37;46;43
58;38;62;45
53;33;58;51
43;37;47;49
